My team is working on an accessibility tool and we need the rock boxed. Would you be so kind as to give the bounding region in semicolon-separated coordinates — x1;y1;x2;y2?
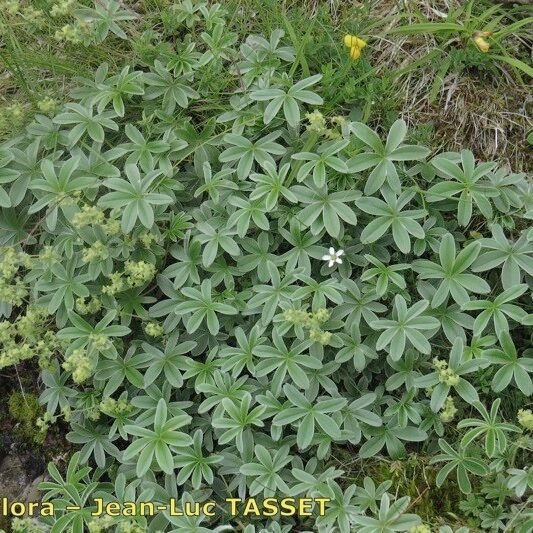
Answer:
0;450;46;529
0;455;32;501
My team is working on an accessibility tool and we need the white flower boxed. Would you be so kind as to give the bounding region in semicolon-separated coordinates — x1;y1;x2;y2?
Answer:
322;247;344;267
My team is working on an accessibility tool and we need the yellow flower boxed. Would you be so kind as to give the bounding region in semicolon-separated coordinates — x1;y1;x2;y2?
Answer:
344;34;367;49
350;46;362;60
343;34;367;61
473;35;490;53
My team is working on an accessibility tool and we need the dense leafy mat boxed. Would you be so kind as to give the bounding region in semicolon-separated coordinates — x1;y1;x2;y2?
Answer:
0;1;532;532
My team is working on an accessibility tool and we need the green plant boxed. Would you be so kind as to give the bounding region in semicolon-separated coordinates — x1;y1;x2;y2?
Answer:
431;438;490;494
0;2;531;532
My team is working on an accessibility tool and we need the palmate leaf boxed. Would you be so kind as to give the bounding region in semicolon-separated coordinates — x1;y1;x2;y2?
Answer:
254;328;320;395
430;439;490;494
427;150;497;226
53;103;118;146
123;398;192;476
99;163;173;232
250;74;323;127
58;310;130;358
361;255;410;298
506;466;533;498
247;263;299;324
250;161;297;210
471;224;533;290
457;399;520;458
413;233;490;307
211;393;266;453
348;119;430;194
483;332;533;396
356;188;426;253
195;220;241;267
371;295;440;361
143;60;199;113
291;183;359;237
292;139;349;187
271;384;346;449
358;420;427;459
120;123;171;172
140;340;197;387
462;284;528;338
351;494;421;532
219;131;286;180
240;444;292;496
76;0;136;41
174;429;222;489
173;279;238;335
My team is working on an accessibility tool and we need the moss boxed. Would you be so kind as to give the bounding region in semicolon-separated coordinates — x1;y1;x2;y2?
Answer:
7;392;45;445
332;448;470;528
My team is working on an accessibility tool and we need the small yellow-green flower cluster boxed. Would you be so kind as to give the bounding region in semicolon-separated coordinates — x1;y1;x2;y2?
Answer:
90;333;112;351
38;245;58;265
304;110;348;139
10;518;45;533
3;103;25;127
140;232;158;247
76;296;102;315
37;97;58;114
124;260;156;287
36;411;56;436
1;0;20;16
145;321;164;337
88;516;115;533
61;405;72;423
117;522;145;533
22;5;45;26
88;517;144;533
88;405;101;421
35;331;61;369
330;115;348;138
82;241;108;263
100;397;134;417
433;358;460;386
409;525;431;533
51;0;75;17
0;338;32;369
0;276;27;306
54;23;84;44
439;396;457;423
1;246;32;279
102;272;125;295
305;110;327;133
0;306;59;369
16;305;47;336
101;261;156;296
63;348;94;383
309;328;332;345
104;218;121;236
73;205;106;228
284;308;332;345
1;1;46;26
518;409;533;431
